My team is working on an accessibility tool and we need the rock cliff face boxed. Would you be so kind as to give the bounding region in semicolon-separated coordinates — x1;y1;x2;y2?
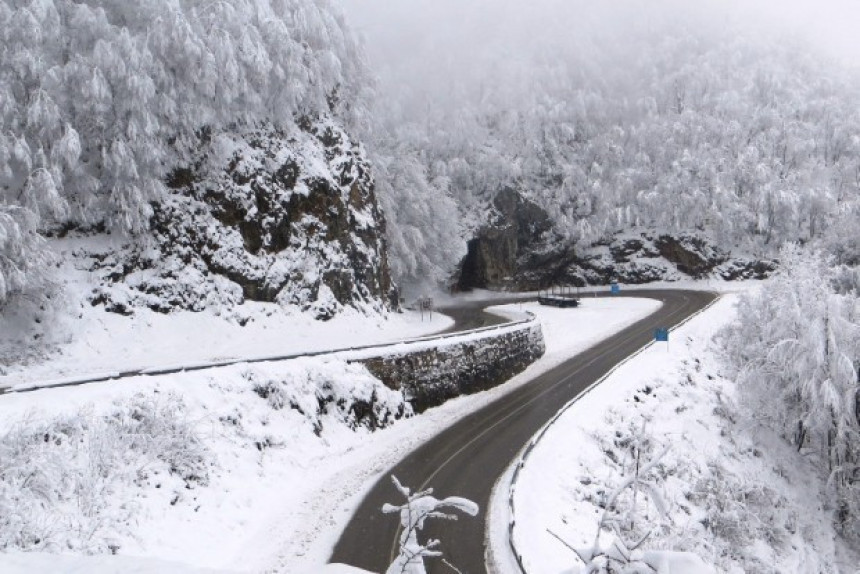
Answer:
92;117;396;319
456;187;562;290
571;232;775;284
456;189;776;290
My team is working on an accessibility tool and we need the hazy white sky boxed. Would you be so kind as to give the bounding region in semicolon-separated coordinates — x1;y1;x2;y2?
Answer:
340;0;860;71
337;0;860;126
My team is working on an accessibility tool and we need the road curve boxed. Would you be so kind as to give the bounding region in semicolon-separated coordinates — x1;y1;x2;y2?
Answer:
330;289;717;574
0;297;516;395
435;296;530;333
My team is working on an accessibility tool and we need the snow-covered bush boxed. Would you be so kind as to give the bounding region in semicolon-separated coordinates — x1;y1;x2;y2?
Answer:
720;245;860;542
690;462;793;558
244;359;410;434
592;438;671;552
0;393;211;554
0;357;413;563
382;475;478;574
552;430;718;574
554;433;670;573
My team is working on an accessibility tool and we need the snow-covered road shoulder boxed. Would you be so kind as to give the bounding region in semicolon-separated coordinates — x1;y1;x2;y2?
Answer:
0;553;236;574
0;296;662;574
0;287;454;389
496;293;858;573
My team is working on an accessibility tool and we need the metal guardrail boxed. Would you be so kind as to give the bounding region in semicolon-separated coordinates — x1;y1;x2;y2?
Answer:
504;295;721;574
2;309;539;395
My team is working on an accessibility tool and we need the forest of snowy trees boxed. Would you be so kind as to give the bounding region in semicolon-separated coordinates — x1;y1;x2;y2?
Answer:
0;0;369;307
352;0;860;288
721;247;860;543
3;0;859;306
0;0;858;570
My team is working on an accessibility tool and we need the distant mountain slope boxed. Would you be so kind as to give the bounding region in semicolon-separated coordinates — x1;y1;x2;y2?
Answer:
352;0;860;289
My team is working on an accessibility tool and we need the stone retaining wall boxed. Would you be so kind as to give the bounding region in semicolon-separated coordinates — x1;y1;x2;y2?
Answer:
358;319;545;413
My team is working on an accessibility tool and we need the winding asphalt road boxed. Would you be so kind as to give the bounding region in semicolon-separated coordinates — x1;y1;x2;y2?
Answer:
330;289;717;574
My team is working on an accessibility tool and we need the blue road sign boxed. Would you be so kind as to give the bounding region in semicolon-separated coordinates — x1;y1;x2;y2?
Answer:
655;328;669;342
610;283;620;294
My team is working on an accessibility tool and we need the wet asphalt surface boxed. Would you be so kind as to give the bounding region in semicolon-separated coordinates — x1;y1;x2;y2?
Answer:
330;289;717;574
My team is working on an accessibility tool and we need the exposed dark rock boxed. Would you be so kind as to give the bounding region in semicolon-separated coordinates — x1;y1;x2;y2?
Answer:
457;228;518;290
514;242;584;289
92;116;396;318
165;167;197;190
456;187;561;291
610;238;659;262
456;188;777;290
568;232;765;285
654;234;728;277
716;258;778;281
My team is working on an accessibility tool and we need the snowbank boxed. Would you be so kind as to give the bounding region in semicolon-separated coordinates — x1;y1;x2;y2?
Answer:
0;553;234;574
499;294;860;573
0;234;453;387
320;565;375;574
0;356;408;569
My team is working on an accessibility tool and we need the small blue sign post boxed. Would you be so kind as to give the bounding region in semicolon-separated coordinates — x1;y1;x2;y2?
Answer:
655;327;669;350
610;283;620;294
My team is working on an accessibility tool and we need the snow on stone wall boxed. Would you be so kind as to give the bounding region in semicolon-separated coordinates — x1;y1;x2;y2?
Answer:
359;318;545;412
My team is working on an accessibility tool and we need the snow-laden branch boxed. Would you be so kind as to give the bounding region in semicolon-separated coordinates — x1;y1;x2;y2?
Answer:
382;475;478;574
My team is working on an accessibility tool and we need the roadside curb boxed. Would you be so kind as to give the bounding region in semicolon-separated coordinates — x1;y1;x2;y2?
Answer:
503;294;722;574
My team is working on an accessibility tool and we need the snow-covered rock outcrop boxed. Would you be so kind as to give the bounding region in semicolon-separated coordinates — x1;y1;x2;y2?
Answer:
455;188;776;290
92;117;396;319
0;0;385;322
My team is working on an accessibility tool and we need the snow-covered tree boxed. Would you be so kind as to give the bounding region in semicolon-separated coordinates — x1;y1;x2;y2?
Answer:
0;206;49;304
351;0;860;285
382;475;478;574
554;439;670;574
721;245;860;540
372;147;465;292
550;438;715;574
0;0;368;306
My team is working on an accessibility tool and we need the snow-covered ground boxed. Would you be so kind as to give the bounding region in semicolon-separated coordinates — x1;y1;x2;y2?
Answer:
0;295;661;574
0;304;453;387
496;293;860;574
0;239;454;389
0;553;236;574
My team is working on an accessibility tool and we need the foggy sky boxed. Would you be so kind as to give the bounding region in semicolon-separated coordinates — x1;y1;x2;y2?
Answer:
340;0;860;112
